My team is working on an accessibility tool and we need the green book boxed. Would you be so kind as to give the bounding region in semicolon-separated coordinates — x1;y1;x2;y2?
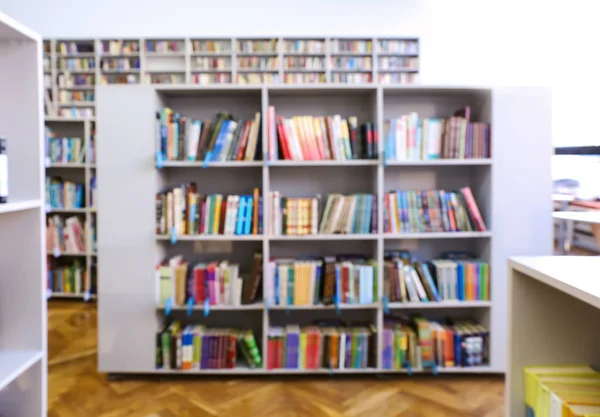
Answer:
243;331;262;368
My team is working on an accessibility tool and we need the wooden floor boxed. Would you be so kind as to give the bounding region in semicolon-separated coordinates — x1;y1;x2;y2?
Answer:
48;301;504;417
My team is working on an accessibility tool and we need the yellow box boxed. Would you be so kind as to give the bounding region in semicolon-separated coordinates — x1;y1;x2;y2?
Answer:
525;366;596;408
534;376;600;417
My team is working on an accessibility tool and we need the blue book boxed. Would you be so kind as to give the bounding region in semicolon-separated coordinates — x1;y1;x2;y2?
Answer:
314;263;321;304
365;195;373;233
258;196;263;235
456;263;464;301
244;196;253;235
421;263;441;302
211;120;230;162
173;113;180;160
274;267;279;306
335;265;341;304
287;268;293;305
235;196;245;235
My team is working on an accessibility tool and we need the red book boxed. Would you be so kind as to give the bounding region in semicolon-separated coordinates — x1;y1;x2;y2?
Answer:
276;117;292;160
227;335;237;368
372;124;378;159
194;267;205;304
342;266;349;304
235;121;251;161
218;200;227;234
460;187;487;231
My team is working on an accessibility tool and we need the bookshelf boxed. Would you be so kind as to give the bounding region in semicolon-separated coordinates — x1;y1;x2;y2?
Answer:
96;84;551;375
45;118;97;301
506;257;600;417
43;37;420;120
0;11;46;415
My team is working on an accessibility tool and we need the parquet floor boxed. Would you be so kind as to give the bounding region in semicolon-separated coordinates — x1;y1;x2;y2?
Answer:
48;301;504;417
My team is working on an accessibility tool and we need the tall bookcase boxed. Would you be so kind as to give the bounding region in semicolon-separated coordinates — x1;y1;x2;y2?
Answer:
96;84;551;375
45;118;97;300
0;11;47;416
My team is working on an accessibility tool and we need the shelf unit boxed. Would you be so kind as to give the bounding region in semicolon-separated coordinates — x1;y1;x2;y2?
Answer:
96;84;551;376
0;11;47;416
45;118;97;301
43;37;419;120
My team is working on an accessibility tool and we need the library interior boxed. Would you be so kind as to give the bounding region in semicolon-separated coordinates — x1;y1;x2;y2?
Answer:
0;1;598;416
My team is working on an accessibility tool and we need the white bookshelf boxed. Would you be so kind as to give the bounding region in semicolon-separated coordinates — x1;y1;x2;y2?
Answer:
45;118;97;301
0;11;46;416
506;257;600;417
96;84;551;376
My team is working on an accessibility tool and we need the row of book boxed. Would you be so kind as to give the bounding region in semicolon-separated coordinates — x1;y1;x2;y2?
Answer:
156;323;262;370
265;257;377;306
379;57;418;70
267;325;375;370
525;365;600;417
101;40;139;55
99;74;138;85
46;258;93;295
144;74;185;84
46;215;86;254
283;74;326;84
238;57;278;70
384;253;490;302
191;40;230;53
383;187;487;234
156;109;261;162
146;40;183;52
57;91;94;104
45;128;85;164
58;108;94;118
384;107;491;161
157;253;262;307
191;73;232;85
46;177;85;209
331;40;372;53
156;187;263;236
284;40;325;54
267;193;376;236
57;73;94;88
238;40;278;53
332;73;373;84
267;106;378;161
56;42;94;55
378;40;419;54
101;57;140;71
382;317;488;370
191;57;230;71
237;73;280;84
57;58;95;71
285;56;324;70
331;56;372;70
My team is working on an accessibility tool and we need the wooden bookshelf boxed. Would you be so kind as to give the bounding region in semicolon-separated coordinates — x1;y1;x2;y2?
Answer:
45;118;97;301
95;84;551;376
0;11;46;416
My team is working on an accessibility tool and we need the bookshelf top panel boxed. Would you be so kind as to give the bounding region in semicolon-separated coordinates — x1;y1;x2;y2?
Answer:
0;11;39;42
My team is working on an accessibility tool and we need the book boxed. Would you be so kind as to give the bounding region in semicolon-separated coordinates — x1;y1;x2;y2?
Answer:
156;322;262;370
265;256;377;306
268;193;377;235
383;254;490;302
156;253;262;307
47;258;89;295
384;108;491;161
267;325;375;370
383;187;487;234
381;316;489;370
45;127;85;164
46;215;86;254
266;107;377;160
155;186;262;236
156;108;261;162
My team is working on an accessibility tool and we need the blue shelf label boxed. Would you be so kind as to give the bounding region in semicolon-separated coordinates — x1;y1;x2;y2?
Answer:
403;360;413;376
155;151;163;169
204;298;210;317
202;154;210;169
45;204;52;213
383;296;390;314
187;297;194;316
45;157;51;168
53;247;61;258
83;291;91;302
165;297;172;316
170;226;177;244
333;294;340;316
46;288;52;299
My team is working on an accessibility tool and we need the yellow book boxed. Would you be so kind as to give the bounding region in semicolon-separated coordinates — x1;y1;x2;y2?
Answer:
542;382;600;417
299;331;307;369
564;405;600;417
212;194;223;234
293;263;300;305
550;393;600;417
535;376;600;417
525;366;596;411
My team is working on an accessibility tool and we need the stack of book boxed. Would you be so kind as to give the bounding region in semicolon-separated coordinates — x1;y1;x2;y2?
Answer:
155;186;262;236
57;57;95;71
191;73;232;85
45;177;85;209
46;215;86;254
524;365;600;417
57;90;94;104
47;258;89;295
156;323;262;370
384;251;490;302
157;253;263;307
265;256;377;306
384;107;491;161
383;187;487;234
156;109;261;162
267;193;376;236
101;40;139;55
45;128;85;164
382;317;489;370
267;325;376;370
267;106;378;160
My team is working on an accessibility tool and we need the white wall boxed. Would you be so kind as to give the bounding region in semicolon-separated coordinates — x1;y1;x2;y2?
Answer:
1;0;599;146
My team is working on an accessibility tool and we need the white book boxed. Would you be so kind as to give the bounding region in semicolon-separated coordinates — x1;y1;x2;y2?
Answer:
395;116;407;160
280;264;288;306
403;266;419;302
408;112;419;160
410;267;428;301
235;277;243;306
230;264;239;305
187;120;202;161
219;120;238;161
266;261;275;306
327;196;345;234
450;261;458;299
173;188;183;235
332;115;344;160
223;195;233;235
339;332;346;369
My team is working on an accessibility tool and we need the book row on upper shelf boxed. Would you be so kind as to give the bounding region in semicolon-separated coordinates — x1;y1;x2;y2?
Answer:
155;316;487;372
47;258;97;297
155;186;486;237
156;251;489;309
46;215;94;255
156;109;262;162
45;126;96;164
46;176;96;210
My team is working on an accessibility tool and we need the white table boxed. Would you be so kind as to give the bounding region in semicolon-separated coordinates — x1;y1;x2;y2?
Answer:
553;211;600;254
506;256;600;417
